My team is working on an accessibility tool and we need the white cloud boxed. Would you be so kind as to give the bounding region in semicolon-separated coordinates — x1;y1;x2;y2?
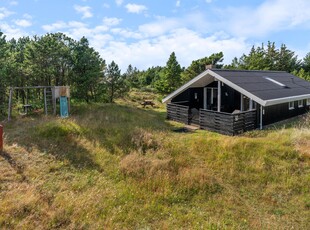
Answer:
103;17;122;27
0;7;14;20
74;5;93;19
42;21;87;32
0;23;27;39
115;0;123;6
98;28;249;70
125;3;147;14
14;19;32;27
10;1;18;6
217;0;310;37
176;1;181;7
42;21;68;31
103;3;110;8
138;18;180;37
111;28;143;39
23;13;32;19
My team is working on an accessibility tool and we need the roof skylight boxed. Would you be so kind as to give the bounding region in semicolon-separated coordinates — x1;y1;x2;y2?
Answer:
263;76;286;87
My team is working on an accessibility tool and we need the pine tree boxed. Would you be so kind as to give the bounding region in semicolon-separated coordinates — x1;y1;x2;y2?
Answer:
104;61;125;103
156;52;182;93
181;52;223;83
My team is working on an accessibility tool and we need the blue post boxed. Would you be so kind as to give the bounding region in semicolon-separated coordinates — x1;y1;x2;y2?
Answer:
60;96;69;118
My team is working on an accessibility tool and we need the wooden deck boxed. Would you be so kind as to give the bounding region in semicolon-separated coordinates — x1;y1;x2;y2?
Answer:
167;103;257;135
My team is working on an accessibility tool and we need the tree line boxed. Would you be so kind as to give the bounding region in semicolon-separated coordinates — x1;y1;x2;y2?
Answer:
1;31;310;116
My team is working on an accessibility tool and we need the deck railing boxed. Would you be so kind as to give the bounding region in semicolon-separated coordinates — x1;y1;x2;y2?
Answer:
167;103;257;135
167;103;190;124
200;109;257;135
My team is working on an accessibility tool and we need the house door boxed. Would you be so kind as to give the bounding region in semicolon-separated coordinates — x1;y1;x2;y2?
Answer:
204;87;218;110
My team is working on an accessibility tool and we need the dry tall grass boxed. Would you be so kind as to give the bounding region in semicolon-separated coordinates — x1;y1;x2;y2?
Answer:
0;99;309;229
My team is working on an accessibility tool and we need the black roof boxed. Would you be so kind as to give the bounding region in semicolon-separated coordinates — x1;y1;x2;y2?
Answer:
212;69;310;100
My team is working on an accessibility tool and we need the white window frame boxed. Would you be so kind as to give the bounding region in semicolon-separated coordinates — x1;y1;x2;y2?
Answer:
298;100;303;108
307;98;310;106
289;101;295;110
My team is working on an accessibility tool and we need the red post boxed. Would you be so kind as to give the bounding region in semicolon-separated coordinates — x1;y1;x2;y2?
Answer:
0;125;3;152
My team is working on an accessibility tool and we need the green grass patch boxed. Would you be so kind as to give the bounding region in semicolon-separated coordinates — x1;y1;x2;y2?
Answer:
0;97;309;229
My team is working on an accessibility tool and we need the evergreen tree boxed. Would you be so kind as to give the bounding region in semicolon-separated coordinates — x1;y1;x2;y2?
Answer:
0;31;9;115
72;37;105;102
104;61;125;103
181;52;223;83
156;52;182;93
303;52;310;72
124;64;140;88
226;42;301;72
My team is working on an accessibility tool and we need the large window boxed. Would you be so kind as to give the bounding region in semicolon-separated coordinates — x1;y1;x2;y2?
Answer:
289;101;294;110
307;98;310;106
298;100;304;108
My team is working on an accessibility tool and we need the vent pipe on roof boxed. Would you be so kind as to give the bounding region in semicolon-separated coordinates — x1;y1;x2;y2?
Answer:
291;77;295;84
205;64;214;70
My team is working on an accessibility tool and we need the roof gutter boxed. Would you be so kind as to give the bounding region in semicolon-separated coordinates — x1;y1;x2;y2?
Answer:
264;94;310;106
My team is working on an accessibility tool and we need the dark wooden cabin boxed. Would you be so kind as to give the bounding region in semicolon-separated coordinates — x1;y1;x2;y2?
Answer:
163;69;310;135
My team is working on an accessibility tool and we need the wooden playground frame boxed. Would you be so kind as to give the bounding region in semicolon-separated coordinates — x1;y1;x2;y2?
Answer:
7;86;70;121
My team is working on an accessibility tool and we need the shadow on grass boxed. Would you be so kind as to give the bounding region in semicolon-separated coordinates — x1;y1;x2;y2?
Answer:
71;103;175;155
3;102;176;170
4;119;103;171
0;150;27;181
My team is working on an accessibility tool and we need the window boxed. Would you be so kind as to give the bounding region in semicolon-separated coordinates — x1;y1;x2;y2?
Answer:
307;98;310;106
298;100;303;108
289;101;294;110
263;76;287;87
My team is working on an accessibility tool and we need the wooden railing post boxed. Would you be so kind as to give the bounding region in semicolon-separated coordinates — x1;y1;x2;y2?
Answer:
0;125;3;152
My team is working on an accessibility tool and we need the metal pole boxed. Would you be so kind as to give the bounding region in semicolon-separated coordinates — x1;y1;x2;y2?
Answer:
44;88;47;115
52;87;56;115
8;88;13;121
260;105;263;130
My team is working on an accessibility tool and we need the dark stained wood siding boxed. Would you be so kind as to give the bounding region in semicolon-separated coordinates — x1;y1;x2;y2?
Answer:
200;109;257;135
263;100;310;125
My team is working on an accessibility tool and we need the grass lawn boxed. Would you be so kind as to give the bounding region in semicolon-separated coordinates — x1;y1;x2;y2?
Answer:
0;93;309;229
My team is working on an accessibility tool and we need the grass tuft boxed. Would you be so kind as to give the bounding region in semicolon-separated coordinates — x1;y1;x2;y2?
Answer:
0;99;309;229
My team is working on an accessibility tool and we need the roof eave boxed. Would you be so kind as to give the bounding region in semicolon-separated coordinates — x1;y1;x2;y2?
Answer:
264;94;310;106
162;69;211;103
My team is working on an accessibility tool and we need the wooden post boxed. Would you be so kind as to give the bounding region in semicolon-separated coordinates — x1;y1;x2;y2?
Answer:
8;88;13;121
217;81;221;112
240;93;244;112
203;87;207;109
44;87;47;115
249;99;253;110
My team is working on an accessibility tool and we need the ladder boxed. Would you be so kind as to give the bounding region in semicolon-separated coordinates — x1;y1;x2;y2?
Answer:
44;87;55;115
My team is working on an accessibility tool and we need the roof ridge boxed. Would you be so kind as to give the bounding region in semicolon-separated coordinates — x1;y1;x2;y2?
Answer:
211;69;287;73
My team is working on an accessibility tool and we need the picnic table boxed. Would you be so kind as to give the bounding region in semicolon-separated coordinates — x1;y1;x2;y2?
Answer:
141;100;155;108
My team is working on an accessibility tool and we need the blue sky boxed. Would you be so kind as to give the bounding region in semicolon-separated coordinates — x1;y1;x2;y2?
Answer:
1;0;310;71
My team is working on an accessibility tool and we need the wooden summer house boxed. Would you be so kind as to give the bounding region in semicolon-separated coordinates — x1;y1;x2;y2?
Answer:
162;69;310;135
